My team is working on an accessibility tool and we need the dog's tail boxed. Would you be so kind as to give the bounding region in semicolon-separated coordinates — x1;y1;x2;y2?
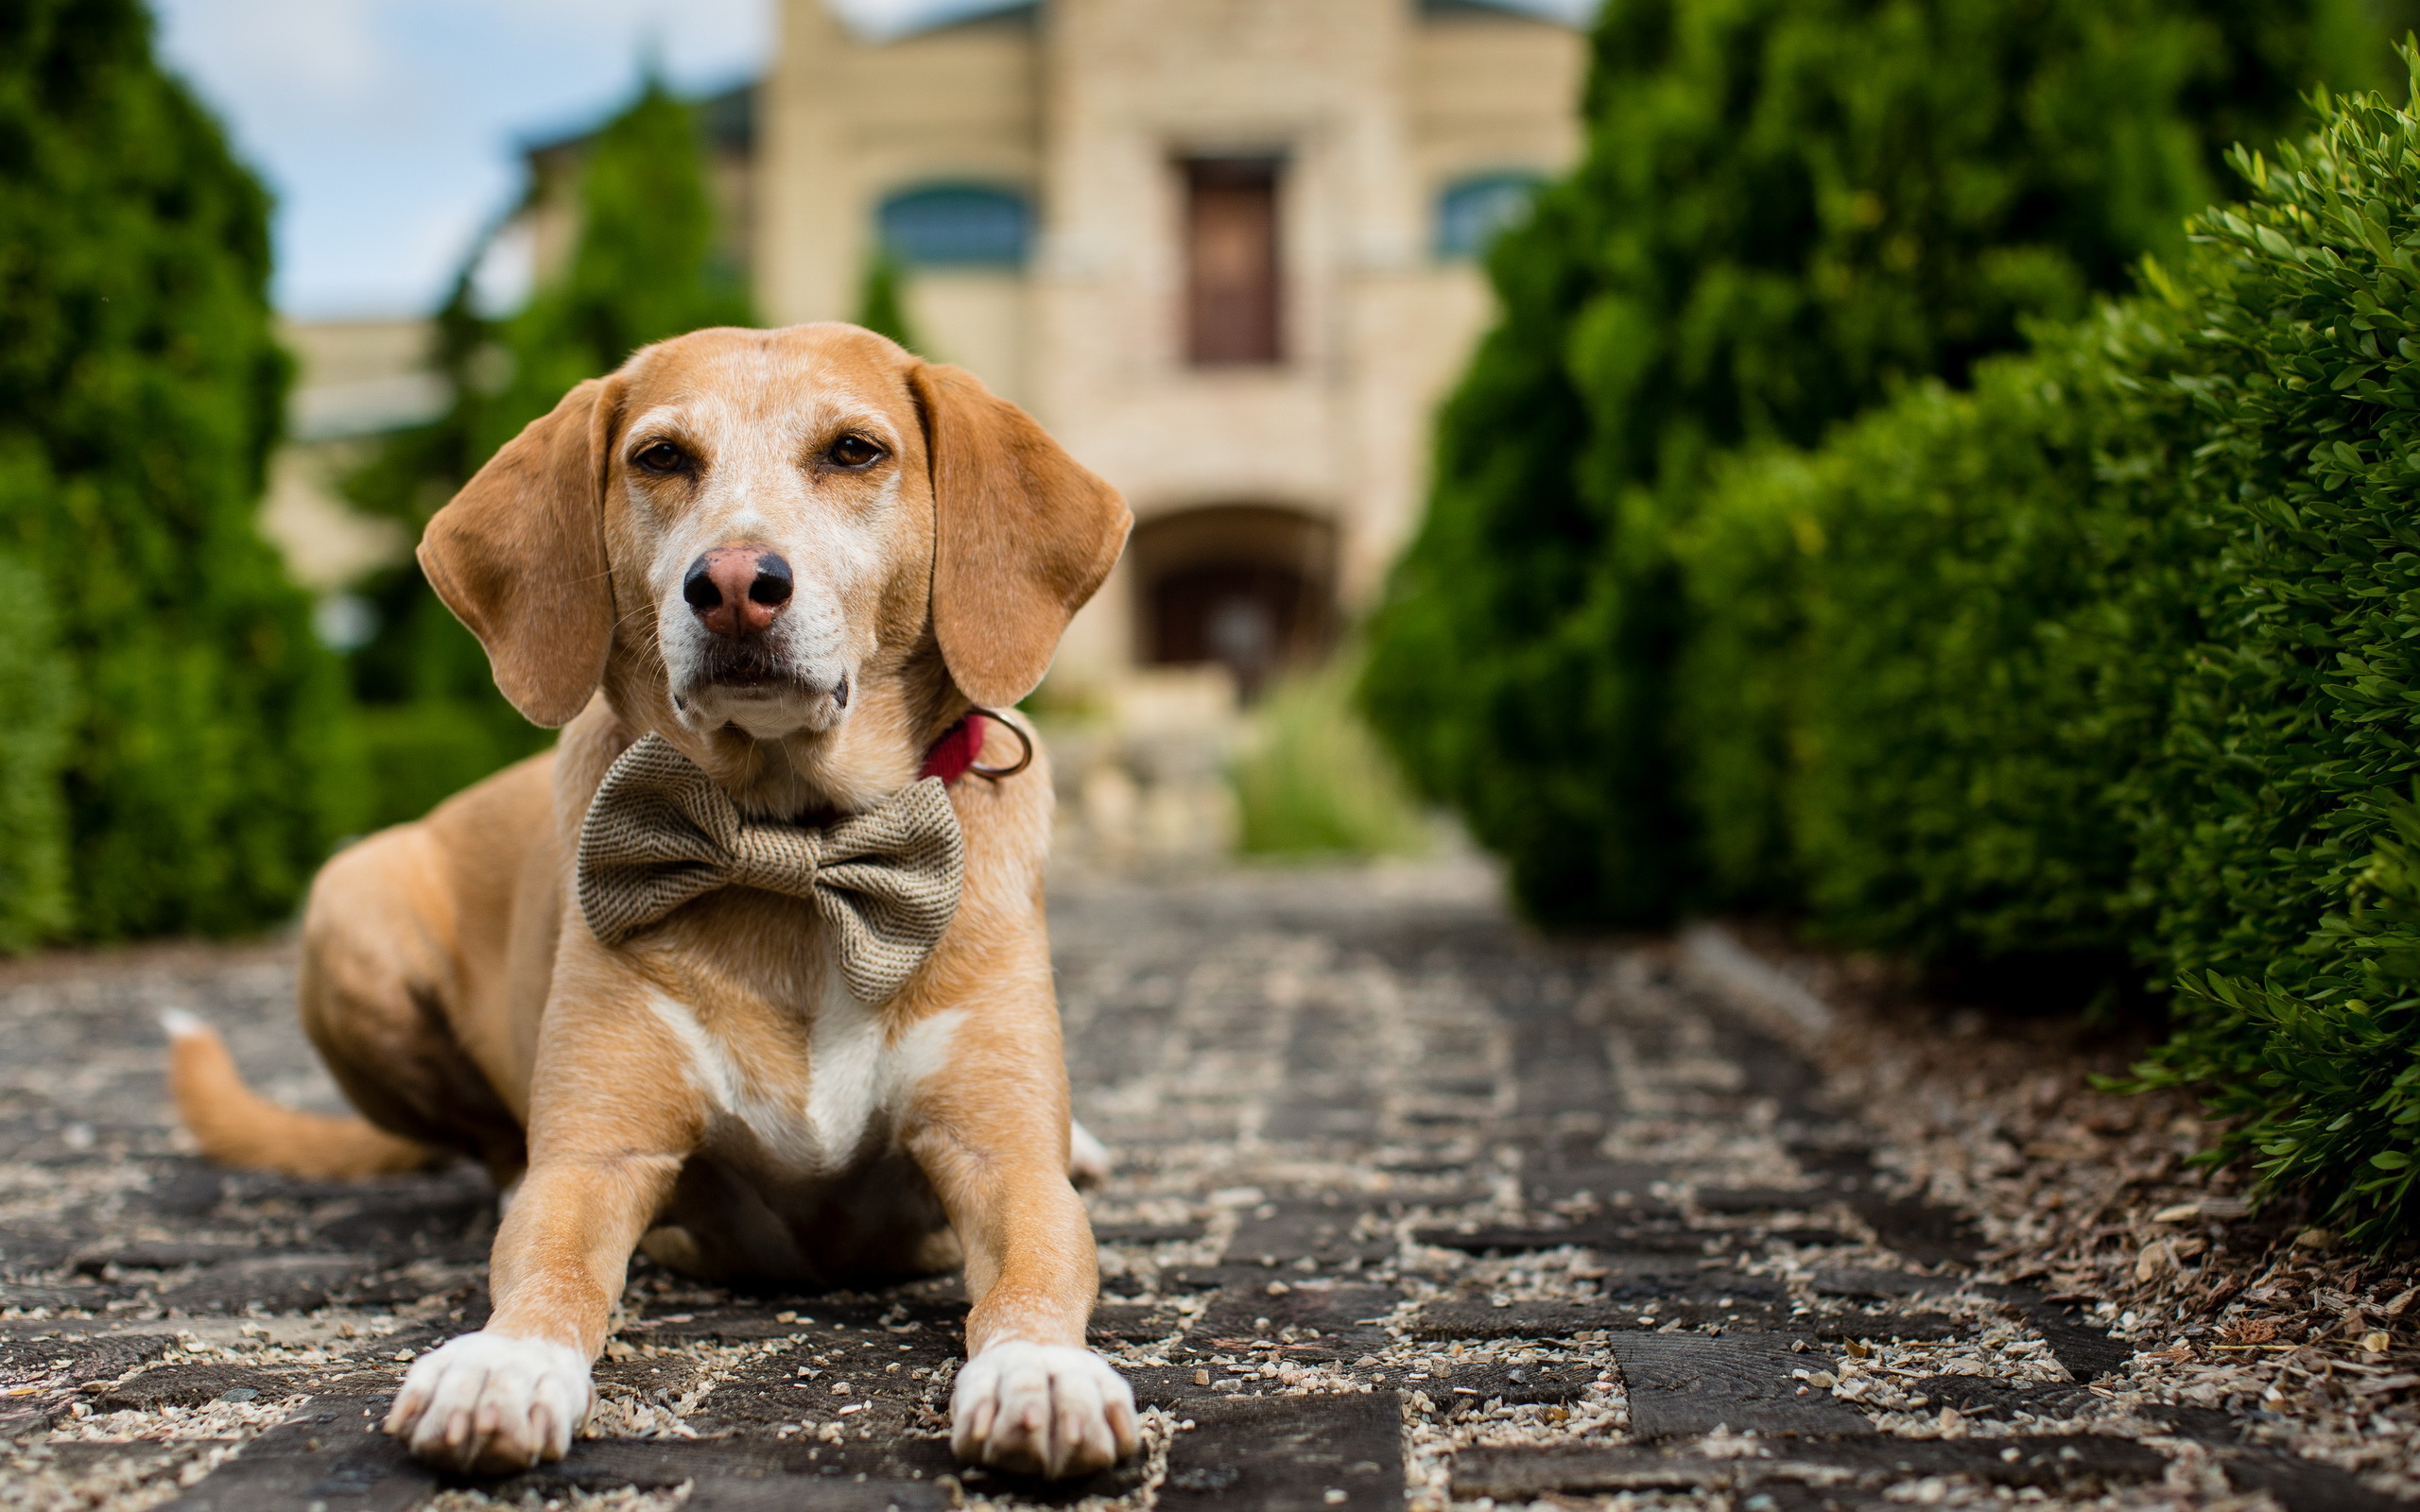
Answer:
162;1009;436;1179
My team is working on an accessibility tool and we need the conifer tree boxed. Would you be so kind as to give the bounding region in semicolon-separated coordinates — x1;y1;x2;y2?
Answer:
0;0;360;939
1362;0;2376;927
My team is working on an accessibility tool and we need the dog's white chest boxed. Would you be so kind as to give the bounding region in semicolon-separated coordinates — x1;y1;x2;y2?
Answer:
645;976;961;1174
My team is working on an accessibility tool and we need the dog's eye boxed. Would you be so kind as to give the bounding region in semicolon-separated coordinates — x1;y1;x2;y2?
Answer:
827;434;884;469
634;442;689;473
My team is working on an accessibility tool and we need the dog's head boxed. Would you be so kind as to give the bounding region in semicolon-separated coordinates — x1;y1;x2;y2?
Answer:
416;324;1128;802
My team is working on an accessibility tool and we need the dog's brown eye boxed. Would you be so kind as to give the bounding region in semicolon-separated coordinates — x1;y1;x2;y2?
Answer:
828;434;883;469
635;442;689;473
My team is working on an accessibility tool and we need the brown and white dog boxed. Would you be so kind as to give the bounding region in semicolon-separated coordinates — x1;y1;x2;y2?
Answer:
164;324;1139;1480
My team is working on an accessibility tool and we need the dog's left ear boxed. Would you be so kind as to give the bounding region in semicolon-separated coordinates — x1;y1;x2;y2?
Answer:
911;362;1131;707
417;377;620;728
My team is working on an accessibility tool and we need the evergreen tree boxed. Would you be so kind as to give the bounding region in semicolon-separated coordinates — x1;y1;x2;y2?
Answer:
0;0;362;939
346;75;753;827
1362;0;2373;928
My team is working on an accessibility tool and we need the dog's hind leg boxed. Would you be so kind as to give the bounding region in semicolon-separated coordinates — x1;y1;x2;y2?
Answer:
288;823;528;1184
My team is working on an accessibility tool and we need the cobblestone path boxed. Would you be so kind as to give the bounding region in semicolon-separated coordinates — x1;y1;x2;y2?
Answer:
1;864;2405;1510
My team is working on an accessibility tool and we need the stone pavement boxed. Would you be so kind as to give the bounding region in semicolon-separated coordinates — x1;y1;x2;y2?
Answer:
1;861;2409;1510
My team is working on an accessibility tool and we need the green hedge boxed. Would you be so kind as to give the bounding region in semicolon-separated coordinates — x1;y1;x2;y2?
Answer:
2127;89;2420;1241
0;0;364;941
1673;68;2420;1241
1678;307;2209;969
1365;0;2376;929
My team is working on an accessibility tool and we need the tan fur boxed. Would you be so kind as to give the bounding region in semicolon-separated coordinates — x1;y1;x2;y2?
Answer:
169;325;1134;1480
168;1025;434;1178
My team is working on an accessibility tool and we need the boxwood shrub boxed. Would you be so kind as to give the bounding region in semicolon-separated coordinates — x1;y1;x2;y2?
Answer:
2125;85;2420;1242
1675;66;2420;1240
1679;303;2210;971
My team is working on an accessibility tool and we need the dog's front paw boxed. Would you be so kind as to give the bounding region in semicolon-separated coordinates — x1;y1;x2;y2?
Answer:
949;1341;1138;1479
383;1331;593;1473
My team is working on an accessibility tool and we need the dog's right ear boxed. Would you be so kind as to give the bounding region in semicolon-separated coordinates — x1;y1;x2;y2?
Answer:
417;378;619;728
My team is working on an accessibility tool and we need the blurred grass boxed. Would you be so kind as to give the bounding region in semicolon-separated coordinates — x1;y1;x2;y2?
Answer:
1232;653;1430;859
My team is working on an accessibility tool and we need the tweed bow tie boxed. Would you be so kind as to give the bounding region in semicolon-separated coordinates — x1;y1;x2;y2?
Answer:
575;734;965;1002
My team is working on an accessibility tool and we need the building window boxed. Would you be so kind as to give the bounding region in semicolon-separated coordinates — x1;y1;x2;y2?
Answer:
876;184;1032;268
1436;172;1543;259
1184;157;1284;366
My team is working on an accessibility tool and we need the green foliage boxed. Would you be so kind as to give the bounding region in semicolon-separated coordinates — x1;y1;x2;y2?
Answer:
856;248;920;354
345;75;753;829
1682;308;2208;965
2121;82;2420;1243
1233;656;1430;860
1366;0;2372;928
1660;59;2420;1242
0;0;363;939
0;556;72;952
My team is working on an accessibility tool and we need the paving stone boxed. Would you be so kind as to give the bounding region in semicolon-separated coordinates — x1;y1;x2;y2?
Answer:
92;1362;303;1412
1090;1221;1205;1245
1611;1333;1874;1440
153;1253;375;1314
1811;1267;1956;1300
0;1330;181;1435
1969;1285;2133;1381
1409;1220;1705;1257
70;1240;257;1275
1157;1392;1401;1512
1187;1283;1397;1351
1908;1372;2099;1420
1220;1197;1397;1267
1090;1302;1184;1343
1512;1158;1671;1210
1425;1357;1606;1405
1452;1434;2168;1500
158;1397;434;1512
1806;1312;1972;1344
2221;1451;2420;1512
1408;1299;1624;1340
686;1475;955;1511
0;1327;172;1383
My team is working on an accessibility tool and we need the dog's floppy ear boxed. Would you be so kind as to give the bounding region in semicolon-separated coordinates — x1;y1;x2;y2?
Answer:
417;378;619;728
911;362;1131;707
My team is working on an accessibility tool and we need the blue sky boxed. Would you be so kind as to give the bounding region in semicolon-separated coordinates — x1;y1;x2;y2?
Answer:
155;0;1590;320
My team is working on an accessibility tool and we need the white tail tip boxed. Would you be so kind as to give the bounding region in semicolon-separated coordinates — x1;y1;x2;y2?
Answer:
158;1007;211;1040
1069;1118;1114;1186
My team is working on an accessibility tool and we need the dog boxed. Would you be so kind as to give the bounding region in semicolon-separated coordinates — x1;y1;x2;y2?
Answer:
164;323;1139;1480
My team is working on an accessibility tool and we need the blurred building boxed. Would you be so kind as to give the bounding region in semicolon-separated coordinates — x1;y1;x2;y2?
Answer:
766;0;1584;698
511;0;1584;700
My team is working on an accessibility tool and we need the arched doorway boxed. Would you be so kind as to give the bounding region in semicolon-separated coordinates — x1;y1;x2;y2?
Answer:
1128;506;1336;698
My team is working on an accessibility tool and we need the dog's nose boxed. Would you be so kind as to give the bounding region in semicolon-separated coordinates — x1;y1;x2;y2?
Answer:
683;548;793;637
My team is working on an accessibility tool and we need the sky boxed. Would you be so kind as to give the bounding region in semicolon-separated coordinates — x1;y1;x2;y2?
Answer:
155;0;1592;320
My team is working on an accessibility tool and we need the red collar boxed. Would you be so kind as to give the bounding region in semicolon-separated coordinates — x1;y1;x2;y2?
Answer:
919;711;1012;784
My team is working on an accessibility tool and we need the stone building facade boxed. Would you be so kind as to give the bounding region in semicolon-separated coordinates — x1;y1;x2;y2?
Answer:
753;0;1585;697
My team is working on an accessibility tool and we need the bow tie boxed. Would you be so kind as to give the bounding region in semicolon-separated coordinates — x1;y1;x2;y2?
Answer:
575;734;965;1003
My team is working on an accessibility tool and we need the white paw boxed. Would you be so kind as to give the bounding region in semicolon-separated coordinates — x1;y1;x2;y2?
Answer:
1069;1119;1113;1188
382;1331;593;1473
950;1341;1138;1479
